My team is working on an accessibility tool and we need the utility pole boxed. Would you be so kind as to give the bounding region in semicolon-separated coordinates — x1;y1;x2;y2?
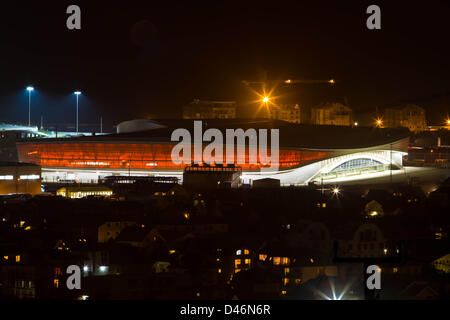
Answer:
390;143;393;185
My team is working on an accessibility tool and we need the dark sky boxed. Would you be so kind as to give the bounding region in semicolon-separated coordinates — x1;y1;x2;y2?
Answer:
1;0;450;130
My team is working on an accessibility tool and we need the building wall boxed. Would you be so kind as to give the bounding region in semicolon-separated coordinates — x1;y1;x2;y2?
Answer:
183;100;237;119
311;103;352;126
384;105;427;133
269;104;302;124
0;164;41;195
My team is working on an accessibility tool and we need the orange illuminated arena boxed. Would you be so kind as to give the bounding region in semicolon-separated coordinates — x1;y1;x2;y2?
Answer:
17;142;332;171
15;119;410;185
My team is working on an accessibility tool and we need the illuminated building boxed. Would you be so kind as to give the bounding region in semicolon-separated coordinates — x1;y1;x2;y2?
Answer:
56;186;113;199
268;104;302;124
15;119;409;185
383;104;427;133
310;102;352;126
183;99;236;119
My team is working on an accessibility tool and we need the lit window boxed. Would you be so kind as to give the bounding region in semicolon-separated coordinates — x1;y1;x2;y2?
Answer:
283;278;289;285
53;279;59;288
259;254;267;261
15;255;20;262
393;267;398;273
243;249;250;255
273;257;280;265
244;259;251;265
236;250;242;255
218;268;222;274
281;257;290;265
54;267;62;276
281;290;287;295
234;259;241;268
3;256;8;260
19;174;40;180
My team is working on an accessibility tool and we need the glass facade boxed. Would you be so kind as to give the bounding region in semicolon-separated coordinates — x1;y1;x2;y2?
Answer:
330;158;383;172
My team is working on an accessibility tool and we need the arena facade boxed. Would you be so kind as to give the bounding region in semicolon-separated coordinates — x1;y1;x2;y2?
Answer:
15;119;410;185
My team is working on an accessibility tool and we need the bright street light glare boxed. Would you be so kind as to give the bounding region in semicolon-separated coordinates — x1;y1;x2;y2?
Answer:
26;86;34;91
74;91;82;95
262;96;269;103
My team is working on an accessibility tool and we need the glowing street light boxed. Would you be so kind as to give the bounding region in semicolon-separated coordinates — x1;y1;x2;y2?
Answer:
375;118;383;128
332;187;340;195
74;91;82;133
26;86;34;127
262;96;269;103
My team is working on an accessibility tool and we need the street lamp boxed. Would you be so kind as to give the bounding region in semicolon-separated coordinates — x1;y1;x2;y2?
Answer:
74;91;81;133
375;118;383;128
26;86;34;127
262;96;269;103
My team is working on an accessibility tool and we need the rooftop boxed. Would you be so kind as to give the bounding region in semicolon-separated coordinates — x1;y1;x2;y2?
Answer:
16;118;410;150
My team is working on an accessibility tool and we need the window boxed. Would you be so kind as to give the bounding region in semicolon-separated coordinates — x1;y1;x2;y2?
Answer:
54;267;62;276
273;257;281;265
234;259;241;268
15;255;21;263
243;249;250;255
331;158;383;173
259;254;267;261
53;279;59;288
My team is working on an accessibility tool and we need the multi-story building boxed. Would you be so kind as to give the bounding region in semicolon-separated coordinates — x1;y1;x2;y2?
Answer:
383;104;427;133
182;99;236;119
268;104;302;124
311;102;352;126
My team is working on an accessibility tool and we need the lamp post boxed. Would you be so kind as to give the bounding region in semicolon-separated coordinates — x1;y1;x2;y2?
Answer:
74;91;81;133
26;86;34;126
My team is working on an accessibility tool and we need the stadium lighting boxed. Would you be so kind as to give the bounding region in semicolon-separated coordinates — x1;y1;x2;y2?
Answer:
74;91;82;133
26;86;34;126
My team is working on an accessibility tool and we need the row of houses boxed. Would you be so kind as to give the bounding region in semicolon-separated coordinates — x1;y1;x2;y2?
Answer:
182;99;428;132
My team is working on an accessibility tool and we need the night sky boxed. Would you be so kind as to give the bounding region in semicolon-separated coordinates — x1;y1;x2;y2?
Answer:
1;0;450;130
